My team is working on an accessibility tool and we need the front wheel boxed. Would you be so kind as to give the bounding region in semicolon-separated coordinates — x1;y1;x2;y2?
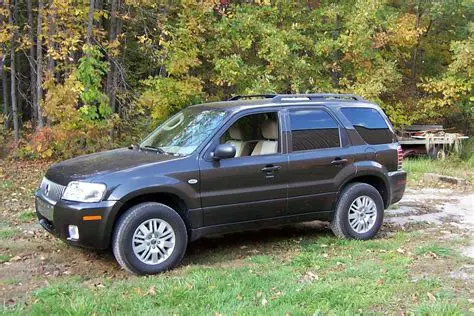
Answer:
112;202;188;275
330;183;384;240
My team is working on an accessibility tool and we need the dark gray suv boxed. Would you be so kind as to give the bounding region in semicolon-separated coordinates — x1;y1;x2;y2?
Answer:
35;94;407;275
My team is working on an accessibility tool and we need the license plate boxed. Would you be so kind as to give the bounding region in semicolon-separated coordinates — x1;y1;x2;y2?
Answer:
36;197;54;221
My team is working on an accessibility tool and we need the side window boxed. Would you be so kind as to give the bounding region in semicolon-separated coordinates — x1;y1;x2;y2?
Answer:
341;108;394;145
219;112;279;157
289;109;340;151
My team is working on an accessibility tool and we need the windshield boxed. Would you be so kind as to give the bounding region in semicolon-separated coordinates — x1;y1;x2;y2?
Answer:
140;107;227;155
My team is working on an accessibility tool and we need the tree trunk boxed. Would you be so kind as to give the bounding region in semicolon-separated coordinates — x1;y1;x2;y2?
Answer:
106;0;119;113
9;0;19;144
1;56;9;130
36;0;44;128
86;0;95;45
27;0;38;125
46;0;55;74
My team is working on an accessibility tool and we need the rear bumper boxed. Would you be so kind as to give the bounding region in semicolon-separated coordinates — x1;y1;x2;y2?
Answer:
388;171;407;205
35;190;122;249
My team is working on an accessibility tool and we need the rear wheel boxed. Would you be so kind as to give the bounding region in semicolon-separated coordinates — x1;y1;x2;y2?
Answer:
330;183;384;240
112;202;188;275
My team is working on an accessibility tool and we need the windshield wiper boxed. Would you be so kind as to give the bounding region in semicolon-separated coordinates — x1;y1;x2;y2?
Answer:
140;145;166;154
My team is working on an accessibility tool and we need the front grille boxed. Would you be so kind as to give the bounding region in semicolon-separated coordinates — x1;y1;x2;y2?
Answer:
40;177;66;203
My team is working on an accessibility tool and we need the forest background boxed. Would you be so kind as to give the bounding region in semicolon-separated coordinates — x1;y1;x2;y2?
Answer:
0;0;472;159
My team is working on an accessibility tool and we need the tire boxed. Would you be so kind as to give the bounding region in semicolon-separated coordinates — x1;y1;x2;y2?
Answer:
428;146;446;160
330;183;384;240
112;202;188;275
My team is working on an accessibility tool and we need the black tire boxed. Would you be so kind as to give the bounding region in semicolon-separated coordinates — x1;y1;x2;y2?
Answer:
330;183;384;240
428;146;446;160
112;202;188;275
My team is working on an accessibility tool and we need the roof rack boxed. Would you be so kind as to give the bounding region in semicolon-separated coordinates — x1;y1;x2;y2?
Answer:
272;93;364;102
227;94;277;101
227;93;364;102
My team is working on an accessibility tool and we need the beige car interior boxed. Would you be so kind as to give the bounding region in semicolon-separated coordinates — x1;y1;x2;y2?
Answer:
223;117;278;157
225;125;251;157
251;120;278;156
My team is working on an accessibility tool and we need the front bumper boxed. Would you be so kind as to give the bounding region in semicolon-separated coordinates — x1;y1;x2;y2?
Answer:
35;190;122;249
388;170;407;205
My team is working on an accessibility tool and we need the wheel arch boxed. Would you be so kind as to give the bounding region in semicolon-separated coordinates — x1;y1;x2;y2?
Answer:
107;191;192;247
340;173;390;209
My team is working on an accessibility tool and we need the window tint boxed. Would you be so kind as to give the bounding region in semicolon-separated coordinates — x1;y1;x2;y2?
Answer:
341;108;394;145
290;110;340;151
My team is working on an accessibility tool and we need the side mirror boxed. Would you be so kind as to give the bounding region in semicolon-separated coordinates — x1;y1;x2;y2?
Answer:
212;144;236;160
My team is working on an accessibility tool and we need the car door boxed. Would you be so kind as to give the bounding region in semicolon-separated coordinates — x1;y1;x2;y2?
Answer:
285;107;356;216
198;109;289;226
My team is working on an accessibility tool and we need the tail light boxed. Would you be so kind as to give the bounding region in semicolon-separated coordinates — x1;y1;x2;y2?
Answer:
397;145;404;170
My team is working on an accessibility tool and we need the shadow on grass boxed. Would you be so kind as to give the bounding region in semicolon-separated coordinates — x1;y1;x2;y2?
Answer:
60;219;402;271
184;221;332;266
65;221;334;270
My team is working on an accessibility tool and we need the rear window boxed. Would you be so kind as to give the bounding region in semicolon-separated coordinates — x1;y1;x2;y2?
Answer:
289;109;340;151
341;108;394;145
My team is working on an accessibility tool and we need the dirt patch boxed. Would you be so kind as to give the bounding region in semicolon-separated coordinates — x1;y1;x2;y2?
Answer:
386;188;473;235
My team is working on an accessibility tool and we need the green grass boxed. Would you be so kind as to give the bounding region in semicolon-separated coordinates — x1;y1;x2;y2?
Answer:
19;211;36;223
0;254;11;263
0;179;14;189
415;244;451;257
0;227;19;239
403;156;474;184
2;232;470;315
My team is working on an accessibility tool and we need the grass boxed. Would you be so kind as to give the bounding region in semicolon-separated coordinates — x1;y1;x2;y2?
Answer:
2;232;471;315
18;211;36;223
0;227;19;240
0;255;11;263
415;243;451;257
403;156;474;185
1;159;473;315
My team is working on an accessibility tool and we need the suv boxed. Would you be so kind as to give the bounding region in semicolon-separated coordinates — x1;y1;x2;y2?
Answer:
35;94;407;275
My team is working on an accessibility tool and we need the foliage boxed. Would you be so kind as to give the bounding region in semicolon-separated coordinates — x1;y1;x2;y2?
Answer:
26;45;115;159
76;45;111;121
0;0;473;159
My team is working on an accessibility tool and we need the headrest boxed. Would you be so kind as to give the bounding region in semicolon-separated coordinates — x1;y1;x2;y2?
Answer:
229;125;244;140
261;120;278;140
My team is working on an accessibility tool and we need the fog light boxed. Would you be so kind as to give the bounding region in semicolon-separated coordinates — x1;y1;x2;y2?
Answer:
68;225;79;240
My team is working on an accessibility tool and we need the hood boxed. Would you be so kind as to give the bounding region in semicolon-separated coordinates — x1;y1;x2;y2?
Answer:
45;148;179;185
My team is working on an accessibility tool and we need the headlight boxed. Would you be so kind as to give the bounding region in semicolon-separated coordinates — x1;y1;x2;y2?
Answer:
62;182;107;203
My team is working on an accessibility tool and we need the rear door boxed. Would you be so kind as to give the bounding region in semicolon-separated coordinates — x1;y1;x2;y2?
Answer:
285;107;356;216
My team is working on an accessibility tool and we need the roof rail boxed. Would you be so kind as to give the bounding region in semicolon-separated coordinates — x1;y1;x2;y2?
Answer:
227;93;364;102
272;94;364;102
227;94;277;101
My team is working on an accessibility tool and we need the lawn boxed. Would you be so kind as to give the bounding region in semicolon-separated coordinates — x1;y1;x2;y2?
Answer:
1;158;473;315
404;156;474;186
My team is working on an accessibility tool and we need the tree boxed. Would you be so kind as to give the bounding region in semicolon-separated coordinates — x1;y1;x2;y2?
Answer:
1;55;8;129
8;0;19;144
36;0;44;128
86;0;95;45
27;0;37;124
0;2;9;128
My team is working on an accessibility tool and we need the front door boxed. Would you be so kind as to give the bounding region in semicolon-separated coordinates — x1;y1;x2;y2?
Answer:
199;109;288;226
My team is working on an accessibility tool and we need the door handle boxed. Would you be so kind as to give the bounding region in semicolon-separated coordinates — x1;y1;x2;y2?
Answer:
330;158;348;166
261;165;281;172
